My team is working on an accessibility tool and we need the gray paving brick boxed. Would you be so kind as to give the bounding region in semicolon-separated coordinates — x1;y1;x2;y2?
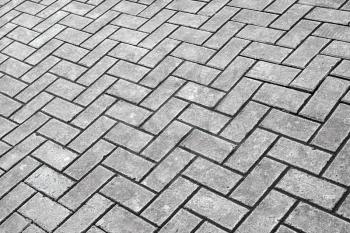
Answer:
231;158;286;206
221;101;269;142
228;0;273;10
242;42;292;63
312;104;350;151
182;129;235;162
233;9;277;27
200;6;239;32
225;128;277;172
332;60;350;79
107;79;151;103
262;109;320;141
195;222;227;233
187;188;248;229
236;190;295;233
172;42;215;64
306;7;350;25
101;176;154;212
271;4;312;30
269;137;331;174
142;177;197;225
314;23;350;43
169;12;208;28
174;61;220;85
158;209;201;233
237;25;284;44
0;212;29;233
322;40;350;59
286;203;350;233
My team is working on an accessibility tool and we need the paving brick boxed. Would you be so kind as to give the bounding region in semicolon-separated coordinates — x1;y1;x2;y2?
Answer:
185;157;241;194
142;121;191;161
97;205;156;233
111;27;148;45
140;9;175;33
177;82;225;108
82;25;118;49
38;118;80;145
0;92;21;117
112;14;147;29
106;101;151;126
247;61;300;85
187;188;248;229
142;177;197;225
47;78;85;101
314;23;350;43
167;0;205;13
169;12;208;28
172;43;215;64
312;104;350;151
56;28;90;45
200;6;239;32
228;0;273;10
271;4;312;30
174;61;220;85
0;183;35;222
51;60;87;81
221;101;269;142
114;0;147;15
182;129;235;162
208;37;249;69
233;9;278;27
195;222;227;233
322;40;350;60
254;83;309;113
332;60;350;79
225;128;277;172
0;58;31;78
101;176;154;212
26;166;74;199
68;116;115;153
7;26;39;44
26;40;62;65
59;166;113;210
217;78;261;115
3;42;35;60
284;36;329;68
72;94;115;129
262;109;320;141
269;137;331;174
291;55;340;91
142;76;185;110
103;147;154;181
306;7;350;25
0;134;45;170
105;123;153;152
238;25;284;44
109;43;148;63
0;75;26;97
265;0;297;13
55;194;113;233
65;140;115;180
43;97;83;122
0;212;29;233
231;158;286;206
180;104;229;133
108;60;149;82
19;193;70;231
84;11;119;34
142;97;188;134
107;79;151;103
0;116;16;138
242;42;292;63
286;203;350;233
158;209;201;233
337;193;350;219
22;224;46;233
236;190;295;233
198;0;229;16
79;39;117;67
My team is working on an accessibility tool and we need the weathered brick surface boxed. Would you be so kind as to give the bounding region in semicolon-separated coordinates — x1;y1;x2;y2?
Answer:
0;0;350;231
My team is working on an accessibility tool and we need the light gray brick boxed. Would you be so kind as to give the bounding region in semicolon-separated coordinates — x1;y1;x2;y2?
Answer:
242;42;292;63
169;12;208;28
106;101;151;126
232;9;278;27
271;4;312;30
174;61;220;85
200;6;239;32
158;209;201;233
172;42;215;64
314;23;350;43
322;40;350;59
237;25;284;43
306;7;350;25
332;60;350;79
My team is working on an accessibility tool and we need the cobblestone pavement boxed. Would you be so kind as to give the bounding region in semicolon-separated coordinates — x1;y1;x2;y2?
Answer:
1;0;350;232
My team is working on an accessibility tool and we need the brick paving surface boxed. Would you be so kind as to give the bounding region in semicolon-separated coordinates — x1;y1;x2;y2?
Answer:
0;0;350;232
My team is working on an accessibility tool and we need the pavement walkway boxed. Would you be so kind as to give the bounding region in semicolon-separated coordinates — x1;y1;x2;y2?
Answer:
0;0;350;232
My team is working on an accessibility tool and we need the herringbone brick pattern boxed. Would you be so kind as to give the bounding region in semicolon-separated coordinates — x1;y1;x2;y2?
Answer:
0;0;350;232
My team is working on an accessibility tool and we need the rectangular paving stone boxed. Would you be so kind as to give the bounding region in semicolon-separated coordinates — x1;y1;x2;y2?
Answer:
142;177;197;225
306;7;350;25
312;104;350;151
79;39;117;67
242;42;292;63
300;77;349;121
65;140;115;180
172;42;215;64
43;97;83;122
169;12;208;28
332;60;350;79
105;123;153;152
228;0;273;10
322;40;350;59
26;166;74;199
208;37;249;69
236;190;295;233
277;169;345;209
277;19;320;48
261;109;320;141
286;203;350;233
106;101;150;126
158;209;201;233
230;158;286;206
237;24;284;43
254;83;309;113
142;121;191;161
59;166;113;210
271;4;312;30
107;79;151;104
283;36;329;68
247;61;300;85
269;137;331;174
179;104;229;134
182;129;235;162
314;23;350;42
68;116;115;153
211;56;255;91
232;9;278;27
324;140;350;186
0;93;21;117
101;176;154;212
200;6;239;32
142;148;194;191
225;128;277;173
26;40;62;65
170;26;211;45
55;194;113;233
139;24;176;50
98;205;156;233
19;193;71;232
108;60;150;82
174;61;220;85
103;147;154;181
221;101;269;142
217;78;261;115
176;82;225;108
265;0;297;13
184;157;241;194
140;9;175;33
291;55;340;91
0;212;29;233
109;43;148;63
187;188;248;229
